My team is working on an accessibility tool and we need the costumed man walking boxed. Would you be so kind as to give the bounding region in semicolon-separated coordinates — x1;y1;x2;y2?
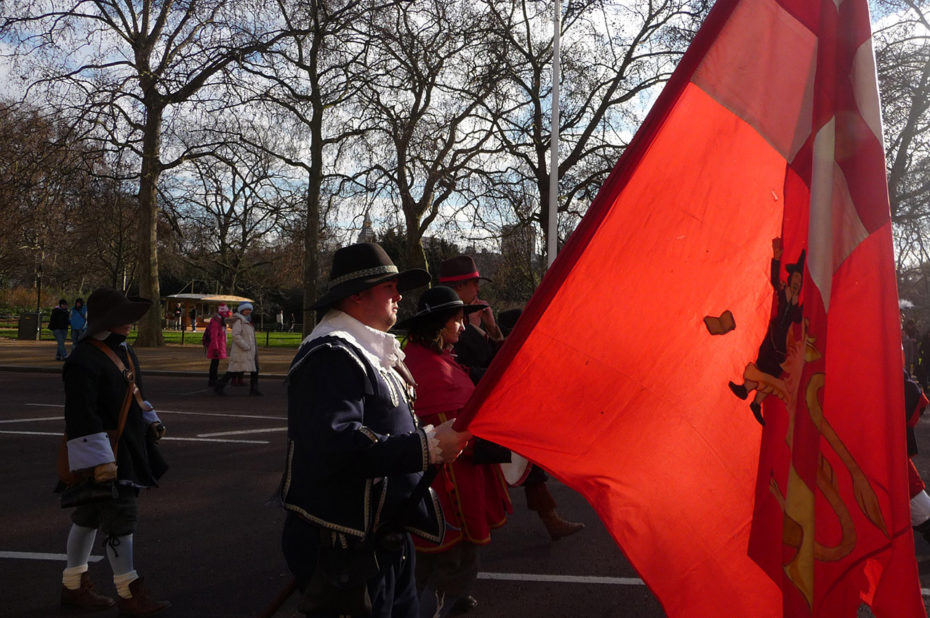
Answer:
204;304;230;388
440;255;585;541
58;287;170;615
280;242;470;617
214;302;261;396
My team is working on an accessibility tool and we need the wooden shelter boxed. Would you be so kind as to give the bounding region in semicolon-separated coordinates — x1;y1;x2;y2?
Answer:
163;293;254;330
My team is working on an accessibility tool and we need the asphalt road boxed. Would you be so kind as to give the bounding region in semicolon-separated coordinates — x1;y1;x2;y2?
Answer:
0;371;663;618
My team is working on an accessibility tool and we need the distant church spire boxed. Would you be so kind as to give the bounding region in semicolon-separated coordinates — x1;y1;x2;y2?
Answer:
358;213;376;243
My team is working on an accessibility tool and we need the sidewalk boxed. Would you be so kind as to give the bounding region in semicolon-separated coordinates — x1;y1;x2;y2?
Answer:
0;337;296;377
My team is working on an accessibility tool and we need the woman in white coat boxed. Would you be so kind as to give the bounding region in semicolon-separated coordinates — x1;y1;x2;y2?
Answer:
214;302;261;396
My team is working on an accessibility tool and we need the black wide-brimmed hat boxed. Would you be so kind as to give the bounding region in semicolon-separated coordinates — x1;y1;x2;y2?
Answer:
311;242;430;310
84;287;153;338
396;286;484;331
438;255;492;285
786;249;806;276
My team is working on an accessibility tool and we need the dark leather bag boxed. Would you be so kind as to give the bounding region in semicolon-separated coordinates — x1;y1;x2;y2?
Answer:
59;479;118;509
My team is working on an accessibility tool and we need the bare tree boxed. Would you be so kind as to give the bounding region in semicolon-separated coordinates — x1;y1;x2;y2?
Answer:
166;142;296;293
234;0;398;334
875;0;930;267
72;175;141;290
358;0;508;272
479;0;708;252
1;0;296;344
0;101;95;314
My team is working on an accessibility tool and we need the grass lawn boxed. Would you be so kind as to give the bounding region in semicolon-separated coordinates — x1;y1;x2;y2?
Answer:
0;325;304;348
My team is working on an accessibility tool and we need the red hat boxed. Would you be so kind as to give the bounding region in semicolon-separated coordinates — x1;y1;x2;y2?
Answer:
438;255;492;285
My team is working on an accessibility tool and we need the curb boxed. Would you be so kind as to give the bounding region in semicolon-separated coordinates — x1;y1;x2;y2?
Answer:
0;365;62;374
0;365;288;379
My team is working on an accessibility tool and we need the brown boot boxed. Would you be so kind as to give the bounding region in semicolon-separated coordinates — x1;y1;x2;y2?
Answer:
117;577;171;616
525;481;585;540
61;571;115;611
539;509;585;540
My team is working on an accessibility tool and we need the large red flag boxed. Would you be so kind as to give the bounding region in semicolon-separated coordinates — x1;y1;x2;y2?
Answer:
457;0;925;615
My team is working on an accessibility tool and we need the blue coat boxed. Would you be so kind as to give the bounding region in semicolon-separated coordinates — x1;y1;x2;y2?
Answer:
281;335;442;543
70;305;87;331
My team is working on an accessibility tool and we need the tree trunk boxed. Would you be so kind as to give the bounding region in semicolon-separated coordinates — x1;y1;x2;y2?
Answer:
302;41;324;337
134;107;165;347
302;170;321;337
403;208;427;272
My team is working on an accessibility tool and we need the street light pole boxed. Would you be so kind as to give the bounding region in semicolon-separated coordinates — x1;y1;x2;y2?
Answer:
547;0;561;269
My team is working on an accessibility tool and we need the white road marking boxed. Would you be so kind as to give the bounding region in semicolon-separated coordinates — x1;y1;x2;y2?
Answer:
0;553;927;597
0;431;269;445
198;428;286;438
478;573;930;597
0;551;103;563
23;403;285;420
0;416;60;423
0;430;60;436
160;437;270;445
158;409;287;420
478;572;645;586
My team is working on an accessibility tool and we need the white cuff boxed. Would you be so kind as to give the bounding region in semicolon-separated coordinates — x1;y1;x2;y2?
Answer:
67;432;115;470
141;401;159;424
911;491;930;526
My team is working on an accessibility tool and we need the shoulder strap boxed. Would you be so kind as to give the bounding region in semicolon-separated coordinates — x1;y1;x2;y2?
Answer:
86;339;144;454
393;359;417;390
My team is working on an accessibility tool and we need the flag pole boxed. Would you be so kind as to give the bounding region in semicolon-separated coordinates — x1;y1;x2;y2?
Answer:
547;0;561;269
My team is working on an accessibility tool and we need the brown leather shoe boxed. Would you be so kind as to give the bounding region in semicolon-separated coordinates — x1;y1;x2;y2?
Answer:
451;594;479;614
117;577;171;616
539;509;585;541
61;571;115;611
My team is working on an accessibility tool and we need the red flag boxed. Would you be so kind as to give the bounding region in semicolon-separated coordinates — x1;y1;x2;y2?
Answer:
457;0;925;615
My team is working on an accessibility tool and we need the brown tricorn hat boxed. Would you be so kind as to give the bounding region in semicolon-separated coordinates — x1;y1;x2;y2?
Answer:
311;242;430;311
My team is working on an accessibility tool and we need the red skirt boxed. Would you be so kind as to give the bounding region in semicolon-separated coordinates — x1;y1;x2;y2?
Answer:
414;412;513;552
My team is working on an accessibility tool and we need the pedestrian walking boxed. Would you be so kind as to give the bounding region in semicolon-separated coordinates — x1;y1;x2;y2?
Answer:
203;304;230;387
57;287;170;616
49;299;70;361
214;302;261;396
69;298;87;345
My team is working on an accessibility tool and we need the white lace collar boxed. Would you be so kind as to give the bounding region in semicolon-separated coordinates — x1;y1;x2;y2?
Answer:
304;309;404;371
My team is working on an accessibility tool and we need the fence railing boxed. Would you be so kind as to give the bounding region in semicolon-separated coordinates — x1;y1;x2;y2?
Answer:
0;316;304;348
